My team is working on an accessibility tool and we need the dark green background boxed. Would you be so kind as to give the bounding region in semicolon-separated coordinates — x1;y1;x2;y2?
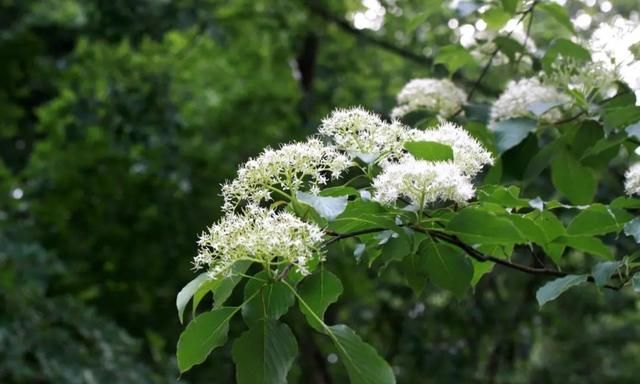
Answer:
1;0;639;383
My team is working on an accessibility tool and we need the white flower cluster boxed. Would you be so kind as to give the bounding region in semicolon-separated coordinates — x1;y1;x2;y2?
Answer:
222;138;351;211
319;107;407;163
195;205;324;278
407;122;493;176
372;155;475;209
372;122;492;209
588;18;640;104
625;163;640;196
391;78;467;119
489;77;568;128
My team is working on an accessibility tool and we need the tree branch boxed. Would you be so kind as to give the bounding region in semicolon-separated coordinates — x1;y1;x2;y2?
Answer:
320;224;624;290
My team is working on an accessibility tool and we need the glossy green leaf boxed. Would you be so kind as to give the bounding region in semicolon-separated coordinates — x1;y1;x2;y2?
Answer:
193;260;252;313
567;204;630;236
296;191;348;222
492;118;537;153
232;320;298;384
177;307;237;372
423;240;473;297
592;261;621;287
551;149;596;205
298;270;343;331
177;272;210;324
556;236;613;260
624;217;640;243
242;274;294;326
404;140;454;162
447;207;523;244
327;324;396;384
536;274;589;307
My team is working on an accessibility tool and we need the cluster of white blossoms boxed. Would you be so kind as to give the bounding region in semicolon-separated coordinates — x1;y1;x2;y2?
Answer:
588;18;640;104
319;107;408;163
372;122;492;209
407;122;493;176
195;205;325;278
489;77;569;128
625;163;640;196
372;155;475;209
222;138;351;211
390;78;467;119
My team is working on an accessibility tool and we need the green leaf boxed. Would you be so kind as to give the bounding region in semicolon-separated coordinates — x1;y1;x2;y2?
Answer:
483;8;511;30
477;185;529;208
567;204;630;236
329;199;397;233
298;270;343;331
242;274;294;326
592;261;621;287
402;247;431;293
404;140;454;162
542;38;590;73
551;149;596;205
492;118;537;153
327;324;396;384
536;274;589;307
524;137;563;181
319;186;360;197
374;235;412;267
505;214;548;245
494;36;524;62
296;191;348;222
193;260;252;313
435;45;475;74
177;272;210;324
447;207;523;244
555;236;613;260
423;240;473;297
500;0;518;13
624;217;640;243
232;320;298;384
177;307;237;372
538;3;575;34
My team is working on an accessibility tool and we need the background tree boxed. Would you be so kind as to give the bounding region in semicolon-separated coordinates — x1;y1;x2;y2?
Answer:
1;0;640;383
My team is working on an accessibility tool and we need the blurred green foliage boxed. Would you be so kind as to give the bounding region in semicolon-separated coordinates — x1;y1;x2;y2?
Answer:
2;0;640;383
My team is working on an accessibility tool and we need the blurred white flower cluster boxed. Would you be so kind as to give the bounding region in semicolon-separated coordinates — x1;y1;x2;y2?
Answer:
391;78;467;119
222;138;351;212
319;107;407;163
489;77;568;128
625;163;640;196
588;18;640;104
195;204;324;279
407;122;493;176
373;122;492;209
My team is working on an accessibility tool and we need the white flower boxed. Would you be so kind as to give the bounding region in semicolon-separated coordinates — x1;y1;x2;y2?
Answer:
625;163;640;196
222;138;351;212
372;155;475;209
489;77;568;128
407;122;493;176
319;107;408;163
391;78;467;119
195;205;325;278
588;18;640;105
